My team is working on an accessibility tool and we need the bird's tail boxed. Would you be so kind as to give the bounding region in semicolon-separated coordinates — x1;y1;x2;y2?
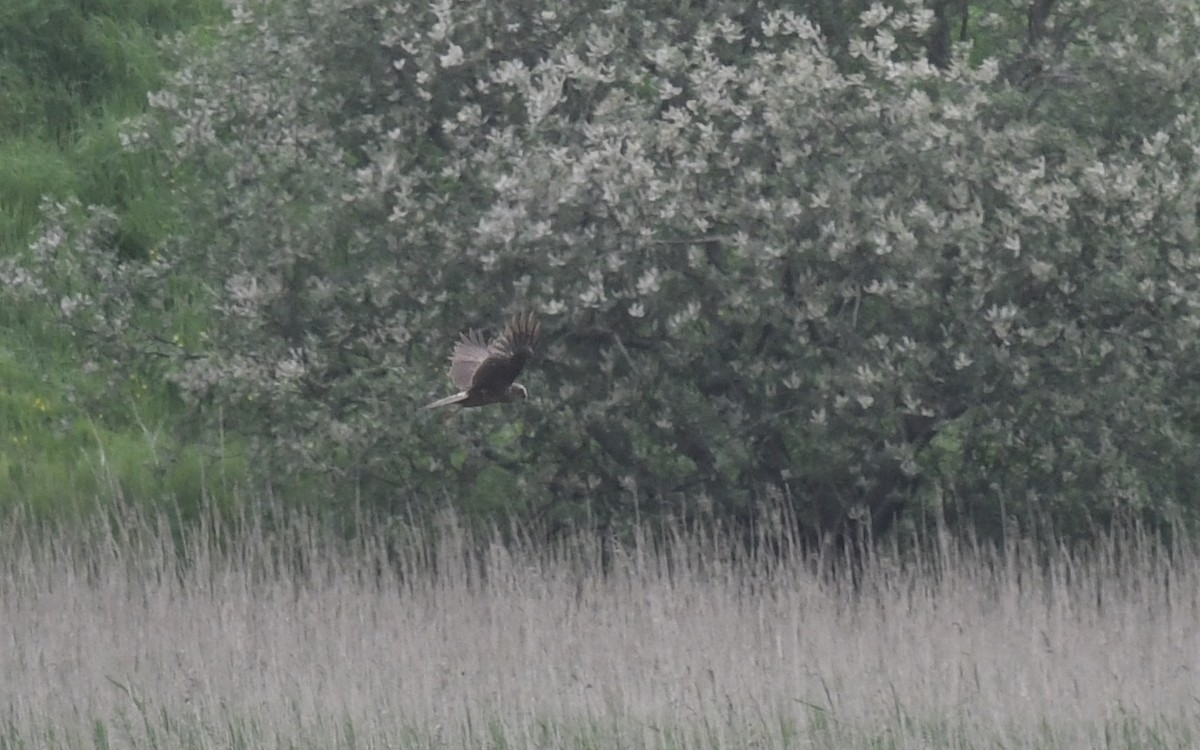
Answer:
425;392;469;409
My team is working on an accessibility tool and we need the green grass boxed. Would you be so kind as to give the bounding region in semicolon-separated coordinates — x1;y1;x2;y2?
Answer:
0;328;248;519
0;507;1196;749
0;140;78;246
0;0;228;523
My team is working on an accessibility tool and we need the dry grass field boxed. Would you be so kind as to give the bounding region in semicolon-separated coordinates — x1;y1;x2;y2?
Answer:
1;505;1197;749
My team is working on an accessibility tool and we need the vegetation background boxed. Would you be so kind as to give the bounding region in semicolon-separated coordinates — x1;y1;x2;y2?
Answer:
2;0;1199;746
3;0;1199;547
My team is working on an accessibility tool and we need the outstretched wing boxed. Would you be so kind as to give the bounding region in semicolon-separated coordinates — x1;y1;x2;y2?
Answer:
448;329;491;390
470;312;540;393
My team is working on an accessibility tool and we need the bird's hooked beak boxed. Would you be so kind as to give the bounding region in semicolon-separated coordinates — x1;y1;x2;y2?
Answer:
508;383;528;401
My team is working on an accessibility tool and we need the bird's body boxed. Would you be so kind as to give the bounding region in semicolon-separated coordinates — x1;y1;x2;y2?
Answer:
426;312;540;410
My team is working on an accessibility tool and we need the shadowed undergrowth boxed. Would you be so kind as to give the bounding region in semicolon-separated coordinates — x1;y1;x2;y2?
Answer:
1;503;1197;749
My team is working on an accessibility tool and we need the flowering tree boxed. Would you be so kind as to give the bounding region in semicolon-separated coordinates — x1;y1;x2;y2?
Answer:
11;0;1200;541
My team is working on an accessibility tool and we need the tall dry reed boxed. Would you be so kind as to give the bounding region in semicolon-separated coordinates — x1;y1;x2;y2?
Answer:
0;503;1196;749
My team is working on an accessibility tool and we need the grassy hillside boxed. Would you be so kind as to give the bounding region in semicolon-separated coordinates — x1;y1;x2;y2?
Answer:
0;0;230;515
2;507;1195;748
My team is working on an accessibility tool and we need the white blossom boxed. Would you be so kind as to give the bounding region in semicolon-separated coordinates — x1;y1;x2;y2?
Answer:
637;267;661;295
438;43;464;67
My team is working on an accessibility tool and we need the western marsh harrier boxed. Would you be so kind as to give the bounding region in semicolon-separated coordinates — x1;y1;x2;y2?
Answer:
425;312;540;409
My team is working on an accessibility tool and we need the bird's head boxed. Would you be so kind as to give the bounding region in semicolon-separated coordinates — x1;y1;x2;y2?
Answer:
505;383;528;401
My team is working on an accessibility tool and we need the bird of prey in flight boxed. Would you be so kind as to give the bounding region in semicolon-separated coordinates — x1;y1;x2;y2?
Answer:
425;312;540;409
